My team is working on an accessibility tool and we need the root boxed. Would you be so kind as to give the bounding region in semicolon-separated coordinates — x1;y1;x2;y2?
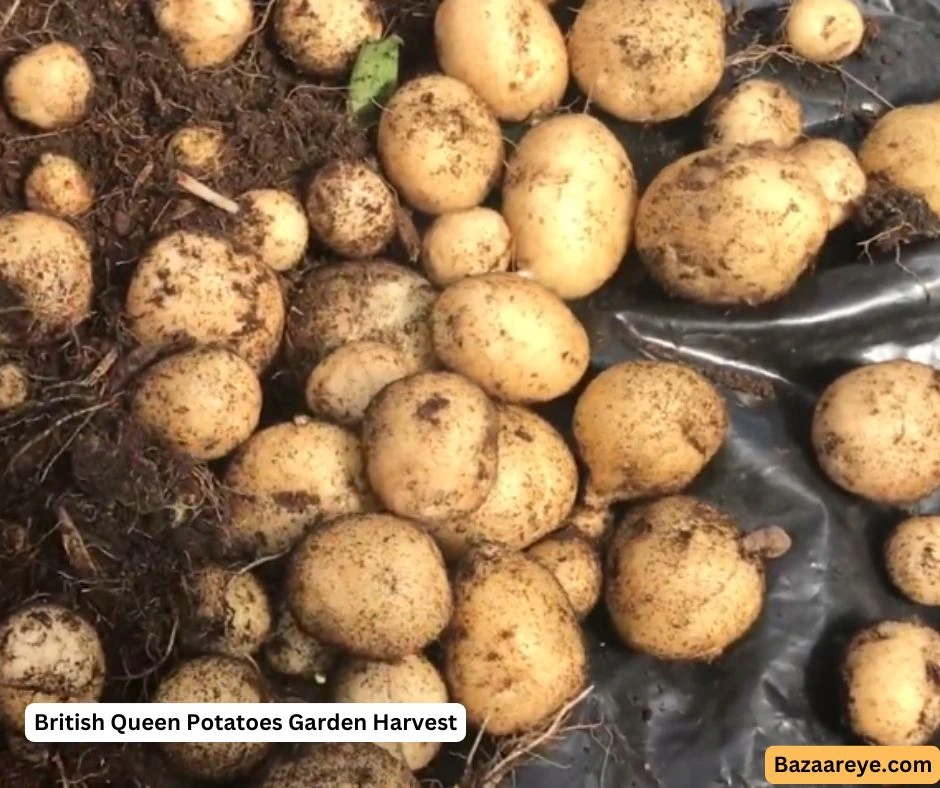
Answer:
0;0;23;33
174;171;240;215
725;42;804;76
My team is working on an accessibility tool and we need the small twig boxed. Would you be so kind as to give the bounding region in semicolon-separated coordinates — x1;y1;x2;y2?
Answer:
830;65;895;109
0;0;23;34
52;752;72;788
175;171;239;215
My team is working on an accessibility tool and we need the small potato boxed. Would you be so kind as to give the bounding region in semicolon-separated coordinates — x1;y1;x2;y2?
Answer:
363;372;498;521
305;341;412;427
155;656;271;779
790;138;867;228
131;346;261;461
444;544;587;735
169;126;226;174
151;0;254;69
306;161;396;259
885;516;940;605
635;146;829;305
435;0;569;121
25;153;95;218
812;360;940;504
260;744;417;788
569;0;725;122
264;607;338;681
843;621;940;745
565;504;614;544
0;211;93;345
431;273;589;402
234;189;309;271
424;404;577;559
274;0;383;77
181;566;272;657
287;513;452;660
527;533;602;619
785;0;865;63
0;362;29;412
333;655;448;770
574;361;728;505
704;79;803;149
286;261;436;378
0;604;106;733
3;43;94;130
378;75;504;215
421;208;511;287
222;418;374;556
502;115;636;299
125;230;285;372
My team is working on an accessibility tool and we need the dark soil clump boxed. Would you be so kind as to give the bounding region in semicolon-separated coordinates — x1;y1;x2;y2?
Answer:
856;174;940;251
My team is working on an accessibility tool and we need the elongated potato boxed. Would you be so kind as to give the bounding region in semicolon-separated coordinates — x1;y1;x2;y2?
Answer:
502;115;636;299
431;273;589;402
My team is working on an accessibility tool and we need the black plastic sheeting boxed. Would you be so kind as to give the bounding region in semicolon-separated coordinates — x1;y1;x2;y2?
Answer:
500;1;940;786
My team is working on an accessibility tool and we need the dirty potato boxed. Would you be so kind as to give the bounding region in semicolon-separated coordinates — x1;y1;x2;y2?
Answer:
421;207;512;287
527;532;603;619
704;78;803;149
260;744;417;788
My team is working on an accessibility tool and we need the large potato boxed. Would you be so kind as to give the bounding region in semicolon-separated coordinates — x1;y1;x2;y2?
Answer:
125;231;285;372
573;361;728;505
431;273;589;402
502;115;636;299
443;544;587;735
424;404;577;560
287;514;452;660
261;744;417;788
812;360;940;504
434;0;568;121
635;146;829;305
363;372;498;521
378;75;504;214
569;0;725;122
0;211;93;345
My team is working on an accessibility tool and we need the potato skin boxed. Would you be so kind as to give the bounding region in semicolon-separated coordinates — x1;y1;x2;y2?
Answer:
885;517;940;605
152;0;254;69
791;139;867;229
443;544;587;735
25;153;95;218
606;496;765;661
704;79;803;149
431;273;589;403
569;0;725;123
812;360;940;504
3;43;94;130
234;189;309;272
527;532;602;619
635;146;829;305
573;361;728;504
287;514;453;660
260;744;417;788
421;208;512;287
785;0;864;63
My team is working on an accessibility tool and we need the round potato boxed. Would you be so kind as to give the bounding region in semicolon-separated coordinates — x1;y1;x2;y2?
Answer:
704;79;803;149
421;207;512;287
264;606;338;681
152;0;253;69
3;43;94;130
234;189;309;271
786;0;865;63
885;516;940;605
812;360;940;504
527;532;602;619
169;125;226;174
0;362;29;412
431;273;589;402
25;153;95;218
260;744;417;788
569;0;725;122
363;372;498;521
287;513;452;660
502;114;636;299
378;75;504;215
635;145;829;305
791;138;867;228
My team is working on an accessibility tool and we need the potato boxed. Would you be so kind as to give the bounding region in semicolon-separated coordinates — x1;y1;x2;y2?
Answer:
785;0;865;63
527;532;602;619
565;504;614;544
0;211;93;345
264;606;338;681
812;360;940;504
274;0;382;77
502;115;636;299
181;566;272;657
333;655;448;770
843;621;940;745
131;346;261;461
125;230;285;372
233;189;308;272
378;75;504;215
635;146;829;305
305;341;411;427
423;404;577;559
885;516;940;605
435;0;568;122
363;372;498;521
222;418;374;556
260;744;417;788
287;513;452;660
286;261;436;378
421;208;511;287
155;656;271;779
0;604;105;733
569;0;725;122
704;79;803;149
25;153;95;218
431;273;589;402
151;0;254;69
606;496;789;661
444;544;586;735
3;43;94;130
306;161;396;259
573;361;728;505
0;362;29;412
169;125;226;174
791;138;867;228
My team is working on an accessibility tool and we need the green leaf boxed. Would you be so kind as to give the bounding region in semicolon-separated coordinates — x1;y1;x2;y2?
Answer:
348;35;403;127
